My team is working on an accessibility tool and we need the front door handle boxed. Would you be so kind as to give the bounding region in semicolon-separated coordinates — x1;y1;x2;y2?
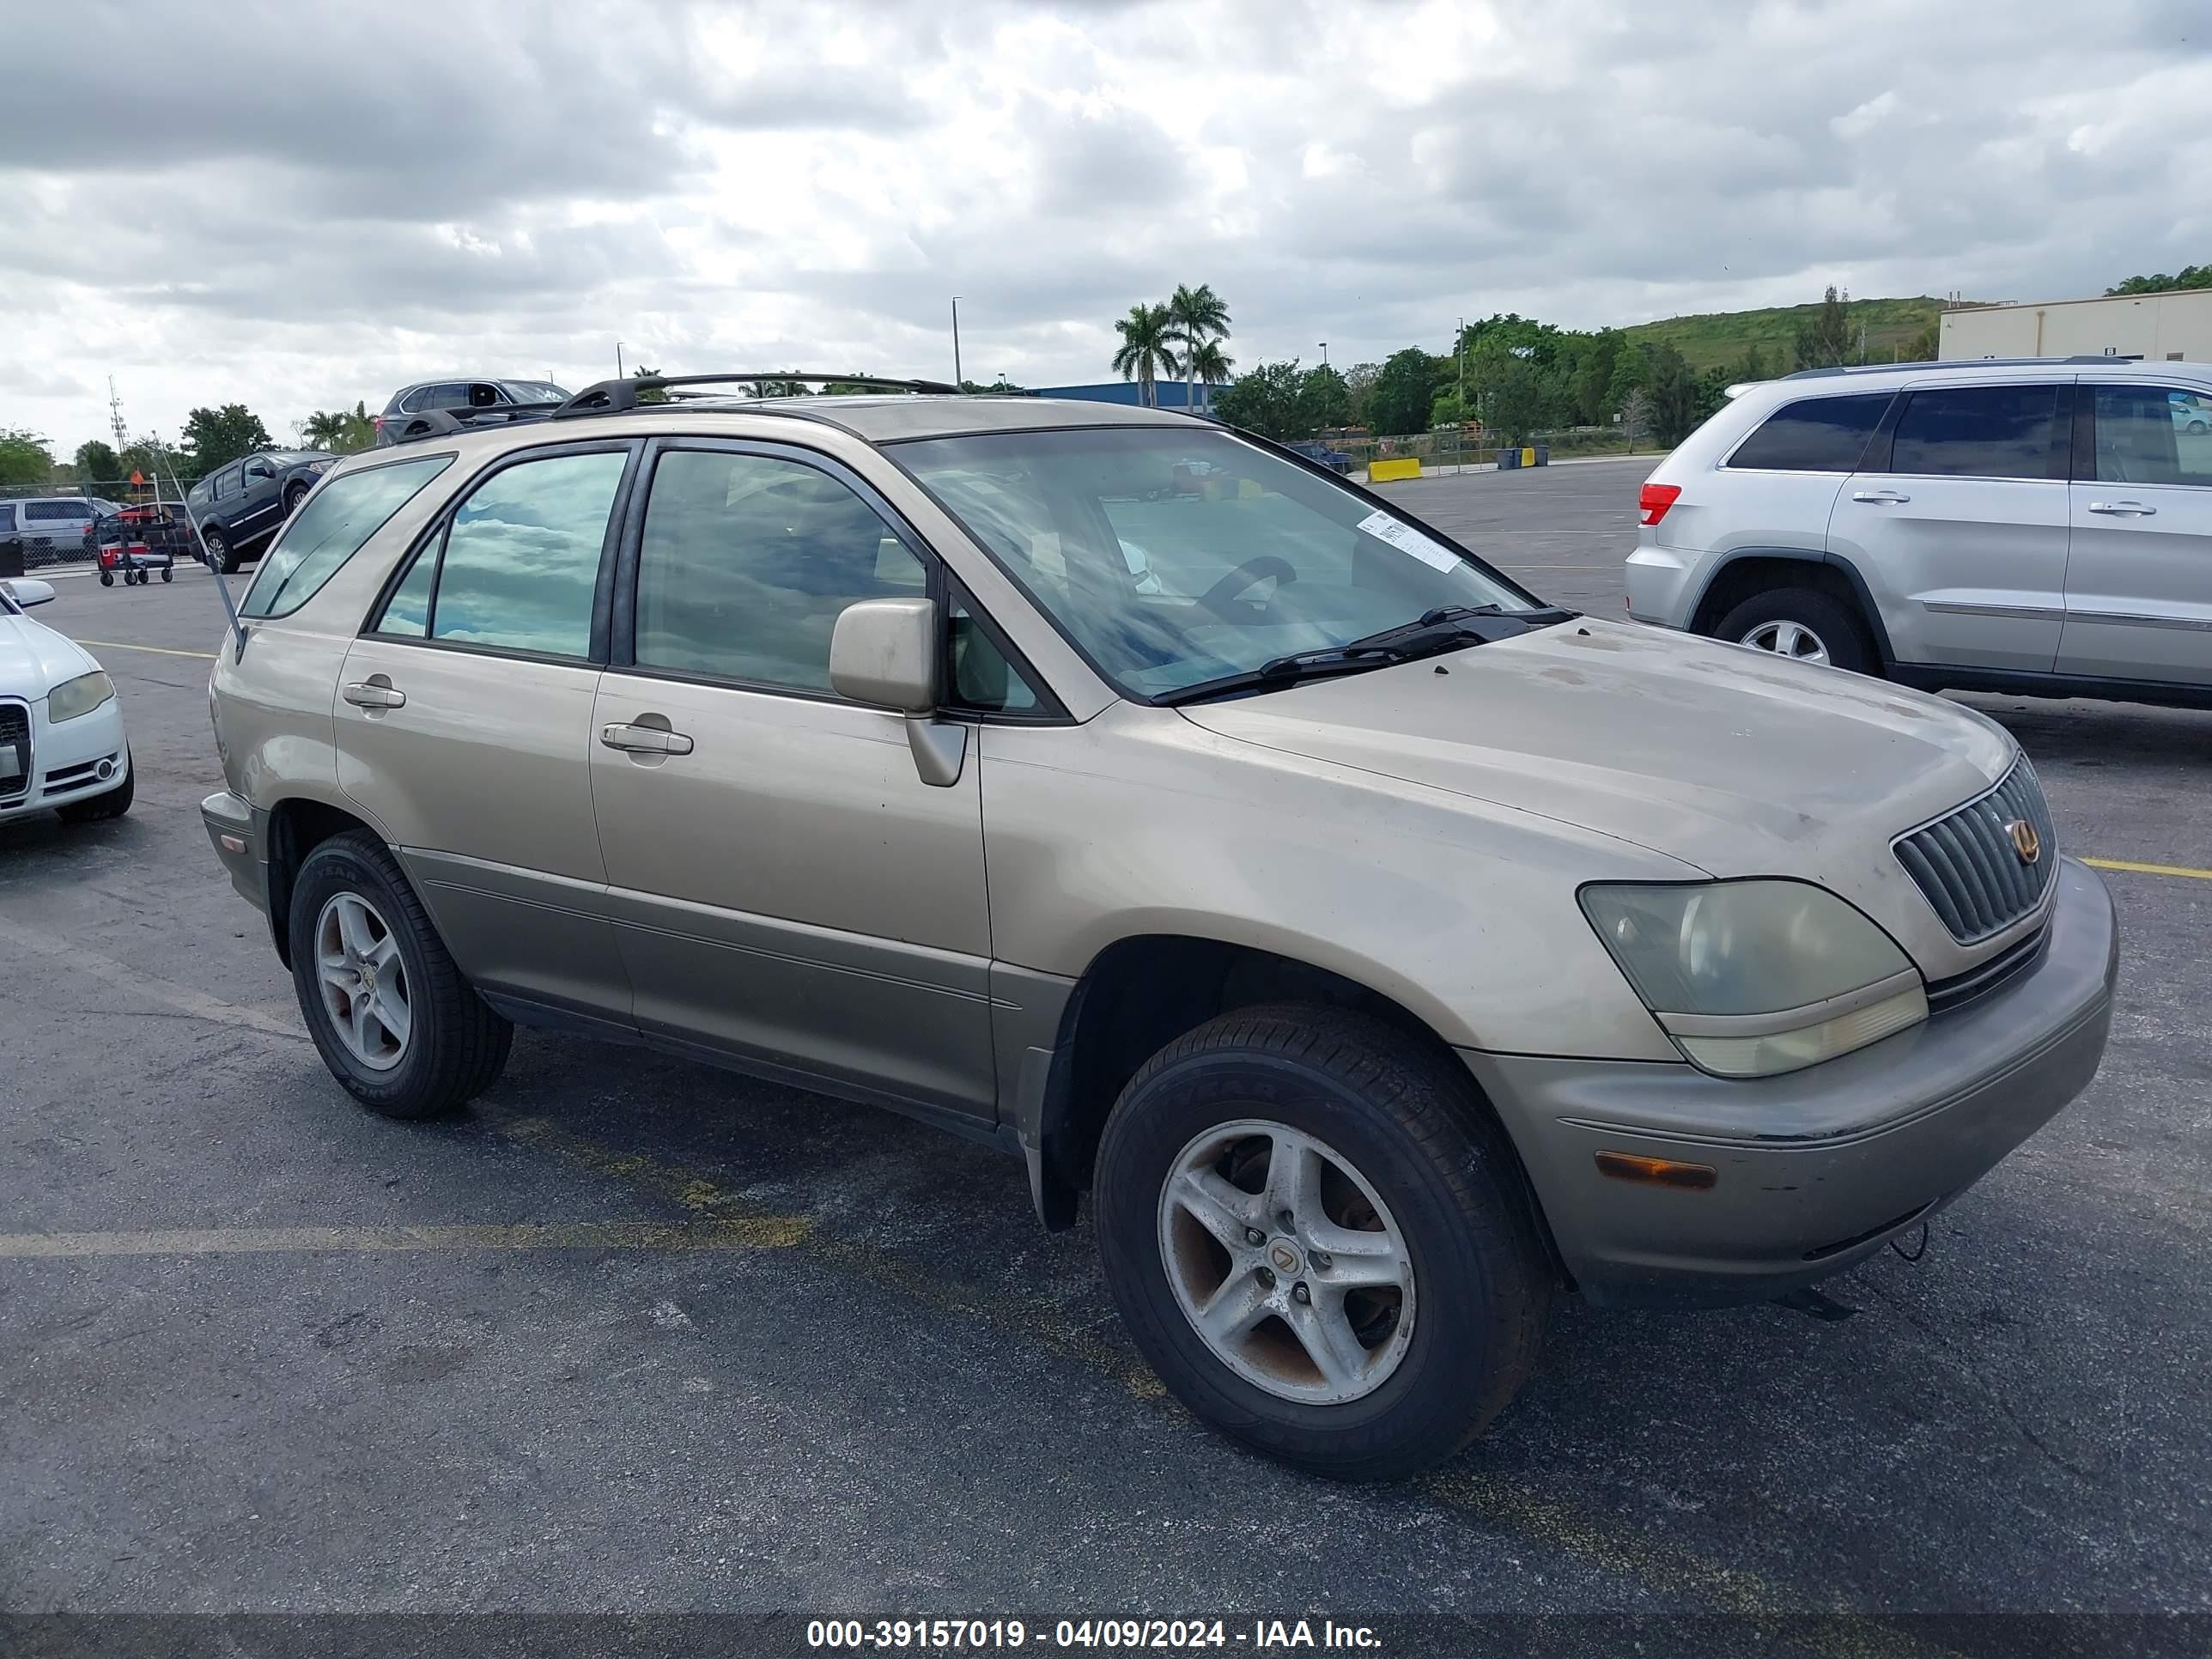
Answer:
1850;489;1911;504
599;721;694;756
341;680;405;709
2087;501;2157;517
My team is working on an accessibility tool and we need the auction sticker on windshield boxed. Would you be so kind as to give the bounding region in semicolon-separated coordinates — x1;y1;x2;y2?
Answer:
1355;508;1460;573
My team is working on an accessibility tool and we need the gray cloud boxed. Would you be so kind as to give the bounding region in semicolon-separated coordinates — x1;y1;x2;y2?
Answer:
3;0;2209;451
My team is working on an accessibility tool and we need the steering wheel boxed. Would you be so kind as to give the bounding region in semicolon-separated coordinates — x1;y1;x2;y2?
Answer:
1197;555;1297;617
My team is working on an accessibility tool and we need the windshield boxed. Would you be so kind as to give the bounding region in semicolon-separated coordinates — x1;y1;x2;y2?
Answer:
897;427;1540;699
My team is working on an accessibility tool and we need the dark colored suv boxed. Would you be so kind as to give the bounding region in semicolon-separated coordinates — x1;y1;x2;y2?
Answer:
374;379;571;447
184;452;337;573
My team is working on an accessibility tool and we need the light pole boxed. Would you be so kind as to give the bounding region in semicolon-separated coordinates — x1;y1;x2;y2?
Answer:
951;298;963;388
1318;342;1328;366
616;341;625;380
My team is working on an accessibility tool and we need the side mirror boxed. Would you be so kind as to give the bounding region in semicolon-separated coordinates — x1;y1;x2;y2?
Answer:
830;597;967;788
3;578;57;607
830;597;939;713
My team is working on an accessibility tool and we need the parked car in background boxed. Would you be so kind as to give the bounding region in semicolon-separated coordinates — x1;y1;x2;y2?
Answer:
185;450;337;573
2170;391;2211;434
1287;439;1355;474
0;577;132;823
8;496;124;569
373;379;572;447
1627;356;2212;708
201;376;2113;1480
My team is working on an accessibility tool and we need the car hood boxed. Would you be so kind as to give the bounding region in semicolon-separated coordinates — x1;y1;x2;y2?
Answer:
0;611;95;696
1176;617;2015;883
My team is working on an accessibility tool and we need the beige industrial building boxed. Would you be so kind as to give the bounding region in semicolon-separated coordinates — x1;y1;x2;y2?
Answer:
1940;287;2212;362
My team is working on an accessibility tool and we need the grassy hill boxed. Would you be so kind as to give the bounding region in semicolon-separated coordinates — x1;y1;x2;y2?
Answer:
1620;296;1951;373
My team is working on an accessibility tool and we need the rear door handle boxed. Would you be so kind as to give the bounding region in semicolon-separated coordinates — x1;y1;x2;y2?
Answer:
599;722;694;756
341;681;406;709
1850;489;1911;504
2087;501;2156;517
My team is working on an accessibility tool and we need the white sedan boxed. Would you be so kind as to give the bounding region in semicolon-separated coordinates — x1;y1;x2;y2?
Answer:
0;577;132;824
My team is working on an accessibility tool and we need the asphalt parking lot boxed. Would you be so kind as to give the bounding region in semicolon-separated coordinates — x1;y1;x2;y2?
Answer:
4;453;2209;1647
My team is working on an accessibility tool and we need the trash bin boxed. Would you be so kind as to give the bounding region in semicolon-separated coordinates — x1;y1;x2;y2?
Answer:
1531;444;1550;467
0;533;23;580
1495;447;1520;471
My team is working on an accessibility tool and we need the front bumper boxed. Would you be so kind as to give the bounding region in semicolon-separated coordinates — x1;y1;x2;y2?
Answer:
201;789;269;915
0;695;129;823
1468;857;2118;1309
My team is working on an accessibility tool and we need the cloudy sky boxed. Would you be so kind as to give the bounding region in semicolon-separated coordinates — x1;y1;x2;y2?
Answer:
3;0;2206;459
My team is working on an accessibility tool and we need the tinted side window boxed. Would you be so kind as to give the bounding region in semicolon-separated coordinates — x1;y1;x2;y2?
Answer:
240;455;455;619
410;450;625;657
0;504;15;532
947;598;1041;714
1888;385;2061;479
24;501;88;521
1727;394;1890;471
2091;386;2212;487
633;450;927;694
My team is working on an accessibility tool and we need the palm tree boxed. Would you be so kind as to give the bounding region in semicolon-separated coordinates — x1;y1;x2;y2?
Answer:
301;410;349;450
1185;339;1234;414
1166;283;1231;410
1111;303;1178;408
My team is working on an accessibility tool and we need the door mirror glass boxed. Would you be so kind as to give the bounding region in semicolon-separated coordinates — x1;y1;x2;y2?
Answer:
830;597;939;713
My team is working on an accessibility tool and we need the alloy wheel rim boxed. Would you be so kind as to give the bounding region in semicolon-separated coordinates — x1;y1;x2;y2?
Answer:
314;892;410;1071
1156;1118;1416;1405
1740;618;1830;664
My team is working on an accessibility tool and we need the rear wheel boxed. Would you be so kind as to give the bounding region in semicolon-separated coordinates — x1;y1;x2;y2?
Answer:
1094;1006;1548;1480
160;567;173;583
99;571;113;587
287;831;512;1120
1715;586;1875;676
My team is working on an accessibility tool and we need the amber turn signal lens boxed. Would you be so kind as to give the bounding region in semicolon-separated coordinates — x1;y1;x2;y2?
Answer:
1595;1150;1717;1190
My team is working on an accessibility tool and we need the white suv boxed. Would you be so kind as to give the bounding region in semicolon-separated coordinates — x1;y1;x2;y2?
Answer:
1626;357;2212;708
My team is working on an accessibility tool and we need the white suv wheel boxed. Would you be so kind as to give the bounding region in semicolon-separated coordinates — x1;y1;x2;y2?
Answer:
1739;618;1831;665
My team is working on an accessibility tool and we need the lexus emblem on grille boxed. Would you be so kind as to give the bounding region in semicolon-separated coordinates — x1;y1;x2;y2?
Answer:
2007;819;2042;866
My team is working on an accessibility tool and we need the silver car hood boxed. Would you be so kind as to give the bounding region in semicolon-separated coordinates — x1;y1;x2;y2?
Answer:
1177;617;2015;884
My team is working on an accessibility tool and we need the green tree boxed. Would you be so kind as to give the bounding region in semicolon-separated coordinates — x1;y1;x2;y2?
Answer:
1429;388;1466;429
1791;285;1858;371
1571;329;1625;424
1480;355;1554;446
1185;338;1235;412
301;404;377;454
744;380;810;398
1110;302;1178;408
1902;322;1941;362
0;428;55;486
73;439;120;481
1212;359;1306;441
2106;263;2212;296
1297;364;1351;433
631;365;670;404
1165;283;1232;412
1343;362;1380;428
1367;348;1441;437
1646;344;1705;445
181;404;274;472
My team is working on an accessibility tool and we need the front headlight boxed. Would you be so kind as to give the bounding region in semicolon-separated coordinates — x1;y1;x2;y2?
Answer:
308;459;335;474
46;670;115;724
1580;879;1925;1078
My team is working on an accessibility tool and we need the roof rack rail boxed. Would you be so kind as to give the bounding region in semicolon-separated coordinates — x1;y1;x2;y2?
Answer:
551;372;963;419
381;401;567;445
1781;354;2144;380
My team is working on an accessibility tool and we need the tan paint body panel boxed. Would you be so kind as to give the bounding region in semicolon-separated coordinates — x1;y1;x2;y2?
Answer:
589;672;995;1115
1179;618;2032;983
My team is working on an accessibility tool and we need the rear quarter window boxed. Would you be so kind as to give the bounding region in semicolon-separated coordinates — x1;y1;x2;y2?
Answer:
1724;393;1891;471
239;454;455;620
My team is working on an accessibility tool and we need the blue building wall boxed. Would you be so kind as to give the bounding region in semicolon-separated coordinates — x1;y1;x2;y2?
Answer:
1029;380;1219;412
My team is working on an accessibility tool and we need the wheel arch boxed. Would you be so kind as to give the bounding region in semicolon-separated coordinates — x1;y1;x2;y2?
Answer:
263;794;392;968
1686;547;1896;668
1017;932;1565;1280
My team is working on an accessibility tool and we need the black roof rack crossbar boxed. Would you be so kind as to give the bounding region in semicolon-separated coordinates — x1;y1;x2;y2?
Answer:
551;372;963;419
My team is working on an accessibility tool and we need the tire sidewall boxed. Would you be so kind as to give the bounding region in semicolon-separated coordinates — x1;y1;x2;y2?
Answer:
288;839;447;1114
1097;1046;1522;1463
1718;587;1872;675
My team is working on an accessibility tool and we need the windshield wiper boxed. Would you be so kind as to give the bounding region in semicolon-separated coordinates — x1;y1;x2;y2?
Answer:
1155;603;1581;708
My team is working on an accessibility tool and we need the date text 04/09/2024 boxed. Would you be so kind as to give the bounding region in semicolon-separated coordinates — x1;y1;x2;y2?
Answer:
805;1619;1383;1650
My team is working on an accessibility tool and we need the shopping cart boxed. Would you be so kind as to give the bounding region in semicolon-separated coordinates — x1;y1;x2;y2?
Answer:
88;503;185;587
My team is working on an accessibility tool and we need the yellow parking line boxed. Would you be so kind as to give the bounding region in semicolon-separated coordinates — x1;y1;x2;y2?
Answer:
2082;856;2212;882
75;639;219;660
0;1219;805;1259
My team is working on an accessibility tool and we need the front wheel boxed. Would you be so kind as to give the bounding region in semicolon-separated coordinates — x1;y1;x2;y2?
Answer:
287;831;513;1120
99;571;114;587
1095;1006;1549;1480
1714;586;1875;676
160;567;173;583
284;483;309;517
